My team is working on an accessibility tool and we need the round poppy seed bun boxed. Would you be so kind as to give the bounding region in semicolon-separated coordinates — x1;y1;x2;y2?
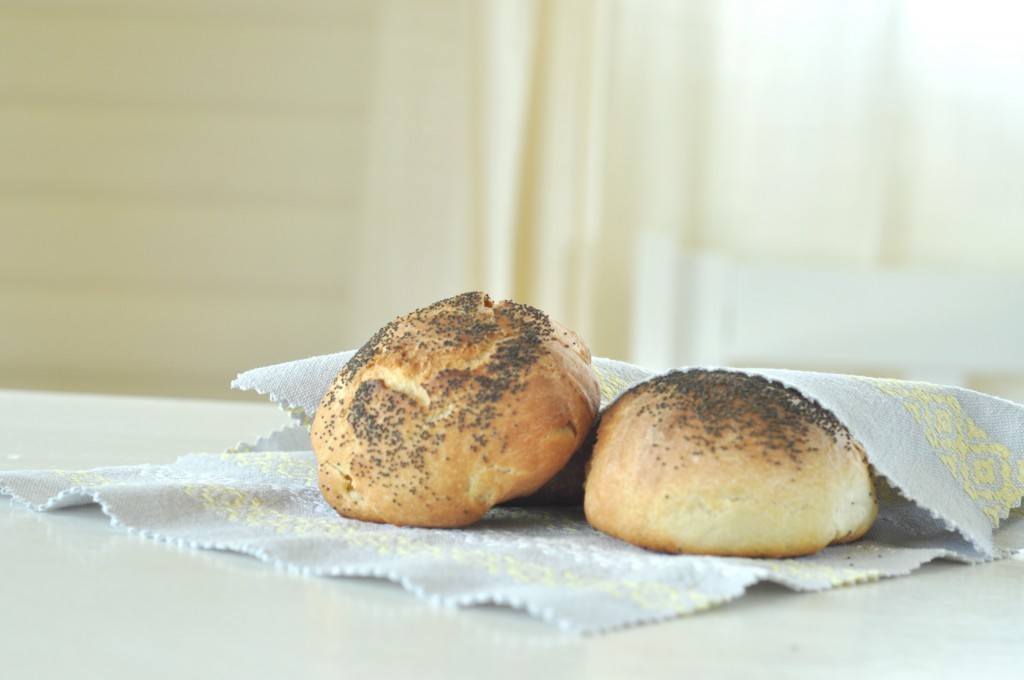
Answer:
312;292;601;528
584;370;877;557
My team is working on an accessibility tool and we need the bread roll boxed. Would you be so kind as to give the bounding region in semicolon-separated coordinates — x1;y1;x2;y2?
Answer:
504;416;598;506
584;370;877;557
312;292;601;527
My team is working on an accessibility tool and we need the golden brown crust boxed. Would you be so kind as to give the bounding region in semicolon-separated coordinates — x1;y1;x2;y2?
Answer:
583;370;878;557
312;292;601;527
504;415;598;507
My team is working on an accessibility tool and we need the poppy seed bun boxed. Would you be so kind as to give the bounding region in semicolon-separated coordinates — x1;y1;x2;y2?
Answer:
584;370;877;557
312;292;601;527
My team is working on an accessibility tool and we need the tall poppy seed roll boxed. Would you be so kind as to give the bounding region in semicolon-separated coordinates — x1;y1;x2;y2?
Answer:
312;292;601;527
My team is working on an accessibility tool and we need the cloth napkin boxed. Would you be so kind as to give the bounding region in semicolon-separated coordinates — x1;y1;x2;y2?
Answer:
3;353;1023;633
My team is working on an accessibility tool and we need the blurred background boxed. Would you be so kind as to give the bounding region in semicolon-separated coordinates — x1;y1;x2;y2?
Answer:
2;0;1023;401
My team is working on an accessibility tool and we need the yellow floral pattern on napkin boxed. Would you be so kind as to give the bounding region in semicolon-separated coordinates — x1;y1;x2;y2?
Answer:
864;378;1024;526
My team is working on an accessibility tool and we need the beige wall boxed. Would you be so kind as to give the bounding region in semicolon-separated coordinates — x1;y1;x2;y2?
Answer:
4;1;1024;401
1;1;440;399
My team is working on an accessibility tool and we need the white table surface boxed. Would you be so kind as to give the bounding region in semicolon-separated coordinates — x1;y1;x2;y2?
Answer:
1;389;1021;679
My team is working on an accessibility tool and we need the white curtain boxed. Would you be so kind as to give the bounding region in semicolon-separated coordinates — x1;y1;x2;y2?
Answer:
354;0;1024;359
